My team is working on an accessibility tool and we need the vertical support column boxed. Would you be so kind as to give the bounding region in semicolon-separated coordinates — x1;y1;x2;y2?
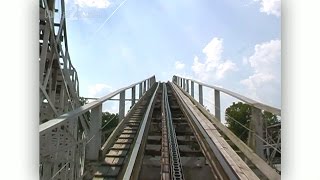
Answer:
181;79;183;89
42;162;52;180
85;104;102;160
186;80;189;93
247;107;265;160
139;83;142;98
214;90;221;121
119;91;125;122
191;81;194;98
182;79;185;90
131;86;136;107
153;76;156;85
199;84;203;106
147;80;149;91
143;81;146;94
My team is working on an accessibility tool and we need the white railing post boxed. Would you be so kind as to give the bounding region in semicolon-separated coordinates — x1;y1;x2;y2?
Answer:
119;90;125;121
186;80;189;93
214;89;221;121
131;86;136;107
85;104;102;160
248;107;265;160
199;84;203;106
191;81;194;98
139;83;142;98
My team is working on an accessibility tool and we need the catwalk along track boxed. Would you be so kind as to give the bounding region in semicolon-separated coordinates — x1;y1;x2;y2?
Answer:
87;82;265;180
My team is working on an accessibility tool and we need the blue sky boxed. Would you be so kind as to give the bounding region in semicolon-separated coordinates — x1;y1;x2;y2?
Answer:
63;0;281;118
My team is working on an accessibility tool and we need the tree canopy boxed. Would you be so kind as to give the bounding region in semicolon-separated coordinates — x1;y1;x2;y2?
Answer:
225;102;280;142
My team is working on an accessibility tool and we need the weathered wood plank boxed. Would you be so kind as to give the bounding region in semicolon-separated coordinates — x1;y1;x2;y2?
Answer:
172;82;281;180
171;82;260;180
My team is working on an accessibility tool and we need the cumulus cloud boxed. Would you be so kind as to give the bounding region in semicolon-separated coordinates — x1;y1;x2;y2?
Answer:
75;0;111;8
175;61;185;70
191;37;237;81
88;83;113;98
255;0;281;17
241;39;281;106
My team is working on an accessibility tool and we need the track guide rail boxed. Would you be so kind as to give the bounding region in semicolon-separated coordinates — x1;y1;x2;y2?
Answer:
163;83;185;180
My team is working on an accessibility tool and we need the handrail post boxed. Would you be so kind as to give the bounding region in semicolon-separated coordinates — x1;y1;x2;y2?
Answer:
131;86;136;107
173;76;176;83
85;104;102;160
146;79;148;90
119;91;125;121
186;80;189;93
199;84;203;106
139;83;142;98
191;81;194;97
214;89;221;121
182;79;185;90
247;107;265;160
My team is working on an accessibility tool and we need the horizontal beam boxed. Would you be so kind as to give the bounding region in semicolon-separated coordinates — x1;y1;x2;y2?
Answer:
173;75;281;116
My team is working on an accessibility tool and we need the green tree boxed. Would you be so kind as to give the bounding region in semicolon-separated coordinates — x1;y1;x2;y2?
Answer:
102;112;119;130
225;102;280;142
225;102;252;142
263;111;280;126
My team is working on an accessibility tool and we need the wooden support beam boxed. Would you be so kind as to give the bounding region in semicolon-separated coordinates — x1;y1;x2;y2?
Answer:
85;104;102;160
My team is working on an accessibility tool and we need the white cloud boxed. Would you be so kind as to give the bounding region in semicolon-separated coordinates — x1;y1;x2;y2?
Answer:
216;60;237;79
255;0;281;17
241;39;281;106
191;37;237;82
175;61;185;70
242;57;248;65
88;83;113;98
75;0;111;8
